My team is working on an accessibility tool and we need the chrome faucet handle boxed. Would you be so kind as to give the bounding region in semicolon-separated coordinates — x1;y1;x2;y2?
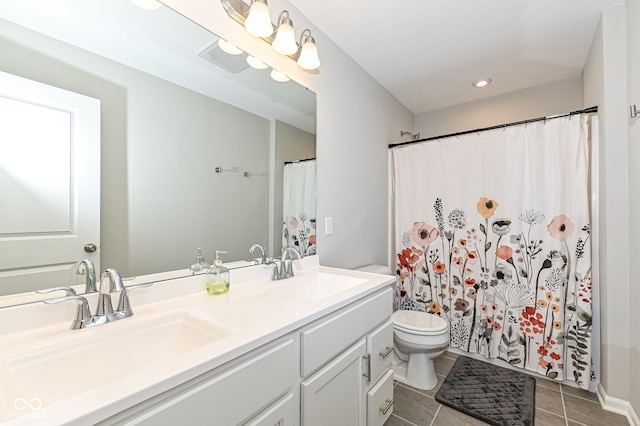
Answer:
116;283;153;318
43;295;94;330
249;243;267;264
36;286;77;296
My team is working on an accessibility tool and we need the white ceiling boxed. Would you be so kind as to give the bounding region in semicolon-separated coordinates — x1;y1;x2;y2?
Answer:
288;0;624;114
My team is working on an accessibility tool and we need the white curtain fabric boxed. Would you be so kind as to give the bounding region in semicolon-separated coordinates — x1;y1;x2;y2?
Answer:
283;160;317;257
391;115;594;388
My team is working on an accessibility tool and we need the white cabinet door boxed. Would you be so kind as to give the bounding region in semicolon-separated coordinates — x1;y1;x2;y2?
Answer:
0;71;100;295
301;339;367;426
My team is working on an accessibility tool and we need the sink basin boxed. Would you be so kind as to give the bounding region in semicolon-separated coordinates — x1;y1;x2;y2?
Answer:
0;308;235;421
273;272;368;302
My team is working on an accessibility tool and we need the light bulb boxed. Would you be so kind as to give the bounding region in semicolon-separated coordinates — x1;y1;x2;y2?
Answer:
247;55;268;70
297;36;320;70
270;69;290;82
244;0;273;38
272;19;297;55
218;39;243;55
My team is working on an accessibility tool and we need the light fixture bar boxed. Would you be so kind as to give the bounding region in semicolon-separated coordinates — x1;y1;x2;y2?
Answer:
221;0;320;70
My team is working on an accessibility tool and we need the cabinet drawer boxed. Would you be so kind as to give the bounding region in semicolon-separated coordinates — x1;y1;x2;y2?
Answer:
125;338;295;426
301;287;392;377
367;320;393;384
367;369;394;426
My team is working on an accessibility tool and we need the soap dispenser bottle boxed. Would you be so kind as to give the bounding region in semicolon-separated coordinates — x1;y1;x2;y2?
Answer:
189;248;210;275
206;250;230;295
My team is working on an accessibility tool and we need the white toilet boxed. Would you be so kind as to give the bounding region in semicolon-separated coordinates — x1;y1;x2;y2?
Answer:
391;309;449;390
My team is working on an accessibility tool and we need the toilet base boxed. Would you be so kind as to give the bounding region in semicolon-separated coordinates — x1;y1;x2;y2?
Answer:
392;352;439;391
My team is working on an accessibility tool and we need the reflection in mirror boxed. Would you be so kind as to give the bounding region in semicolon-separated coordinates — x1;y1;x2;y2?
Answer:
0;0;316;306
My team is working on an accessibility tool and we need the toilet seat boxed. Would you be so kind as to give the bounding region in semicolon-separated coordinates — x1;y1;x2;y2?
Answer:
391;310;448;334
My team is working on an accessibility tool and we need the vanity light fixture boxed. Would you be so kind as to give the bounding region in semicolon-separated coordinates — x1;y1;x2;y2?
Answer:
244;0;273;38
221;0;321;71
218;39;244;55
272;11;298;55
129;0;162;10
270;69;290;82
247;55;269;69
472;77;493;88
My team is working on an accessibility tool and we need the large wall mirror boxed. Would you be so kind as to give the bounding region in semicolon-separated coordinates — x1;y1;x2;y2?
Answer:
0;0;316;306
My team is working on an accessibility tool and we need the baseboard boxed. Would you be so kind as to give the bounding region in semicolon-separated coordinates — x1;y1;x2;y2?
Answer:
597;382;638;425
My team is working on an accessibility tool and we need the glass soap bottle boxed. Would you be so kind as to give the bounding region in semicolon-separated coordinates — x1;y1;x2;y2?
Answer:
189;248;210;275
206;250;229;295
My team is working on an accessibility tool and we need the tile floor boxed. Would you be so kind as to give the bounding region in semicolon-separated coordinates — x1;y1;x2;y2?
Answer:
384;351;629;426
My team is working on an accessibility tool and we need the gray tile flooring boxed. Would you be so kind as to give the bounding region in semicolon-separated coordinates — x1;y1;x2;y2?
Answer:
384;351;629;426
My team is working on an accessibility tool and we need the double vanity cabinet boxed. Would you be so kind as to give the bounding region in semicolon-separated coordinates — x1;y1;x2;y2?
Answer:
0;257;396;425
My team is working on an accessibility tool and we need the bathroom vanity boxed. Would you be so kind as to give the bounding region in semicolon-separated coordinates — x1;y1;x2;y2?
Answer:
0;256;395;425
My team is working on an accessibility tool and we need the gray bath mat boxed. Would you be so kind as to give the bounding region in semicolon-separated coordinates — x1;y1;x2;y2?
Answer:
435;355;535;426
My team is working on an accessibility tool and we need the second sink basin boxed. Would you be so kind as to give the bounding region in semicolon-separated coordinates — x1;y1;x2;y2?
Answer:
0;308;236;421
272;271;368;302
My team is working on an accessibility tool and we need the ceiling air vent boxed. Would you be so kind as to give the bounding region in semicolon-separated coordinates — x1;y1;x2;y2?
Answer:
198;39;249;74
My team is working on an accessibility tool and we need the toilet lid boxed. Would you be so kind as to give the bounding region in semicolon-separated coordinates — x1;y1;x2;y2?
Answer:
391;310;448;333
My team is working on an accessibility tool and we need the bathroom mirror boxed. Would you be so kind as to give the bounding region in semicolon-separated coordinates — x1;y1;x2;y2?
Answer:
0;0;316;305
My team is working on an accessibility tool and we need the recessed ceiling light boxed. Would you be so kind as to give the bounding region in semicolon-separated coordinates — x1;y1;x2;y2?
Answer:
472;78;493;88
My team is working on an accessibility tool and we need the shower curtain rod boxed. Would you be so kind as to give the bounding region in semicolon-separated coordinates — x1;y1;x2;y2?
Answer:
284;157;316;165
388;106;598;149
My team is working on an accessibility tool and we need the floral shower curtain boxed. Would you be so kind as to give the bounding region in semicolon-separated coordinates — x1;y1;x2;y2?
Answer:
391;115;594;388
283;160;316;257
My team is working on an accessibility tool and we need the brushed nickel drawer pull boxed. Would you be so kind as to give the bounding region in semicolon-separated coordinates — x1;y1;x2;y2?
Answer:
362;354;371;382
379;345;394;359
379;398;394;415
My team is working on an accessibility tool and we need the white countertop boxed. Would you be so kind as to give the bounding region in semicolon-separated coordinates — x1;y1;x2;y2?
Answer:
0;256;395;425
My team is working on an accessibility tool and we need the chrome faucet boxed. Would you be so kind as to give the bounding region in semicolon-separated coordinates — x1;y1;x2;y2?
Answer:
249;243;267;264
272;247;301;280
76;258;97;293
43;268;152;330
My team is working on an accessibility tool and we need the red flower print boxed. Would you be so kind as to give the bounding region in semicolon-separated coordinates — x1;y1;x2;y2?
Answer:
433;261;446;275
493;322;502;331
550;352;561;361
480;304;488;313
459;239;467;247
453;256;464;268
538;346;549;356
309;235;316;245
397;247;423;271
466;251;478;264
547;214;575;241
464;278;476;287
496;245;513;260
410;222;440;246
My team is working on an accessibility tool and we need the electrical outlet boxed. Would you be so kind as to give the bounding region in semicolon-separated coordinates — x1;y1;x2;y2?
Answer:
325;217;333;235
